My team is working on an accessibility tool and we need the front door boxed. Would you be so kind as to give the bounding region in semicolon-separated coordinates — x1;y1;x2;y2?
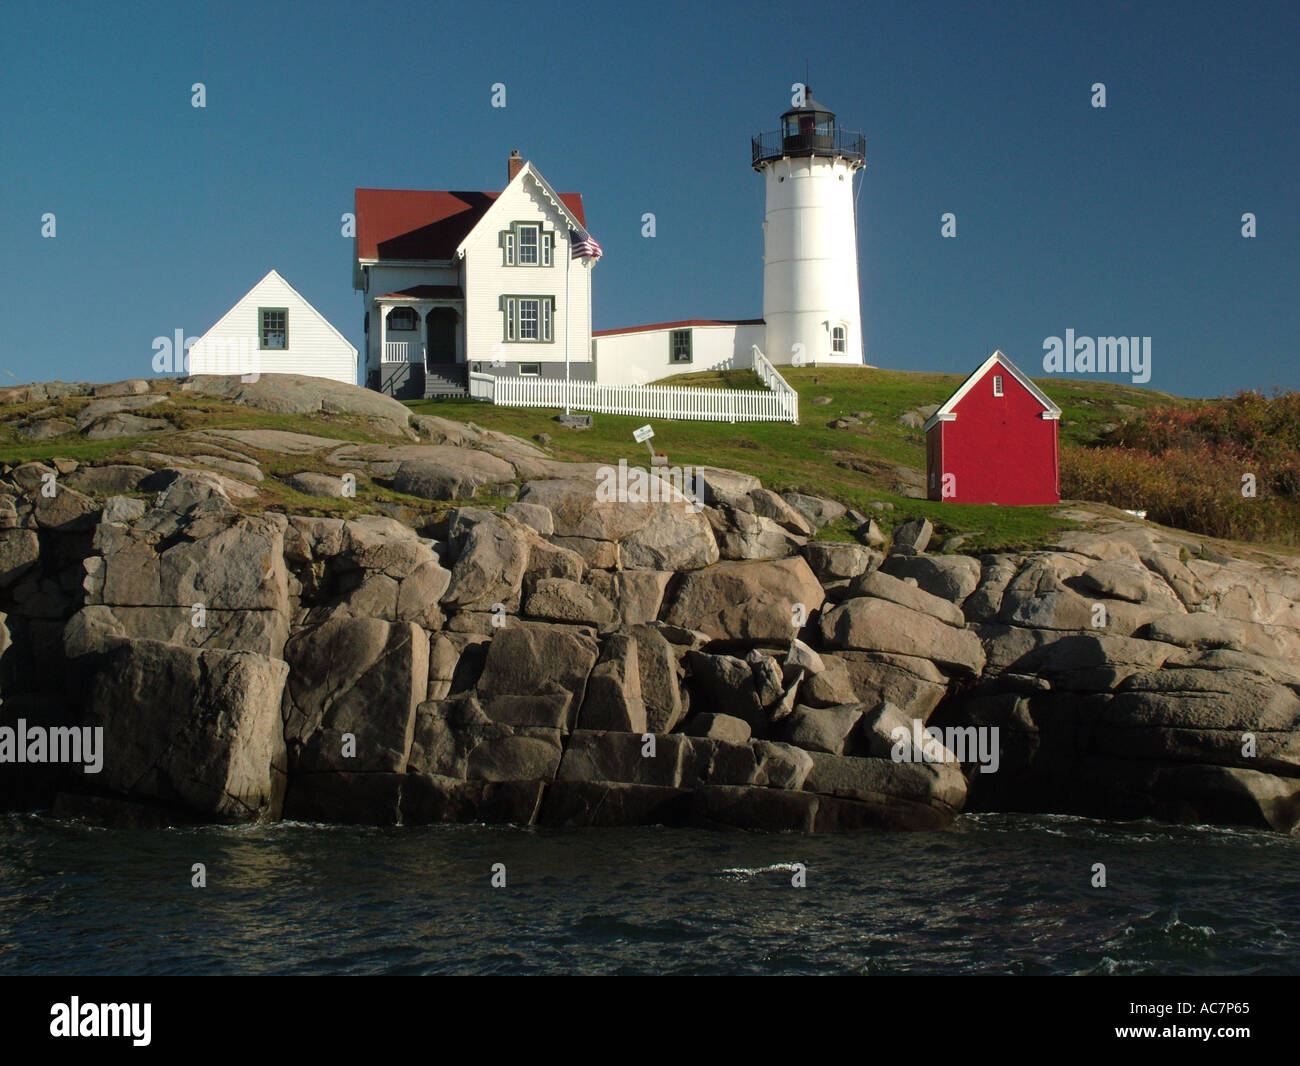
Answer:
425;307;458;367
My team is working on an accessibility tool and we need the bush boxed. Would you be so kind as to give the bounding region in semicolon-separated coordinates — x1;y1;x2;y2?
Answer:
1061;389;1300;546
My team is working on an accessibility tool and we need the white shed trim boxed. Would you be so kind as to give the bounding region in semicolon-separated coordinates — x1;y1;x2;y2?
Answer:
923;349;1061;433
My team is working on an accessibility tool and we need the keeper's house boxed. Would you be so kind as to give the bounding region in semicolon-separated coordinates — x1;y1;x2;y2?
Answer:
354;153;592;399
925;350;1061;505
188;269;358;385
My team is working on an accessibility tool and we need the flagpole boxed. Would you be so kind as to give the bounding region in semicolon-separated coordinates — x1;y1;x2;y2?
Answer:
565;237;571;417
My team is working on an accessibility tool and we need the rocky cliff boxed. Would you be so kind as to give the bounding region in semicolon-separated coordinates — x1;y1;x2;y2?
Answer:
1;375;1297;832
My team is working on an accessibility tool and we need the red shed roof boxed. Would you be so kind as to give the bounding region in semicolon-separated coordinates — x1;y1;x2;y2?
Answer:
593;318;764;337
355;188;586;261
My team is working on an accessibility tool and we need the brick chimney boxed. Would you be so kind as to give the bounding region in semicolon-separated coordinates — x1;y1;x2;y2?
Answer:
507;149;524;184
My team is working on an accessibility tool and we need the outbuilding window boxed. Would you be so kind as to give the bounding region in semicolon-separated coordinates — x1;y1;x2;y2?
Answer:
259;308;287;350
993;374;1004;397
670;329;693;363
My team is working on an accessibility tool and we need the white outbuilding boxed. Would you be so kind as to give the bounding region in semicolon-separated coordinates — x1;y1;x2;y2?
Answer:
189;269;358;385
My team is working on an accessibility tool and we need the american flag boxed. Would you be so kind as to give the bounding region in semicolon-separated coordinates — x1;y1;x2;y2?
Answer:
569;228;602;259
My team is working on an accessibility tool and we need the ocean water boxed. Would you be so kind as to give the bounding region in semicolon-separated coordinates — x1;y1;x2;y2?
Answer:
1;811;1297;975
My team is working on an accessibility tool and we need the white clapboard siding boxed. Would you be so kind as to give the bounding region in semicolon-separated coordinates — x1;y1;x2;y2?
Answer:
469;348;798;423
189;269;358;385
460;173;591;369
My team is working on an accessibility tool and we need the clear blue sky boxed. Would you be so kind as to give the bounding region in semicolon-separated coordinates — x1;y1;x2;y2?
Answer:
2;0;1296;397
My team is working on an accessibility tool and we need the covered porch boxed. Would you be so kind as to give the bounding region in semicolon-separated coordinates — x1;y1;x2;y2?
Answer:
373;285;466;399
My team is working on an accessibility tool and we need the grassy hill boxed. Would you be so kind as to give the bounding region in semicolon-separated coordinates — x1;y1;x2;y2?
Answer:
406;366;1190;553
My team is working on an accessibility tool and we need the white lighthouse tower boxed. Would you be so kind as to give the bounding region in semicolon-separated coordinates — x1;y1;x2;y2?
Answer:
752;88;866;367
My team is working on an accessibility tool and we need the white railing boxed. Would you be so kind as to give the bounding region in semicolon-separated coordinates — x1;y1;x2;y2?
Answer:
751;345;798;421
383;341;411;363
467;347;799;424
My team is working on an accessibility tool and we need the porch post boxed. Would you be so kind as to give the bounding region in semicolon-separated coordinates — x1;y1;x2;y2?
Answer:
420;304;431;368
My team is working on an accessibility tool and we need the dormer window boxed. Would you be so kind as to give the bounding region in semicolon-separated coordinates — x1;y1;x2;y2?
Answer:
502;222;553;267
518;225;539;265
993;374;1004;397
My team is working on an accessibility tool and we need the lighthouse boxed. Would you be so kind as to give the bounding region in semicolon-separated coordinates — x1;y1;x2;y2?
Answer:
752;88;866;367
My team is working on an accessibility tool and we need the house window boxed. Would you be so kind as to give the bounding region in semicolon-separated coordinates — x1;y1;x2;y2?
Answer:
388;307;418;331
259;308;287;350
670;329;692;363
503;223;553;266
518;225;539;265
520;363;541;376
502;296;554;342
831;325;847;353
993;374;1004;397
519;298;539;339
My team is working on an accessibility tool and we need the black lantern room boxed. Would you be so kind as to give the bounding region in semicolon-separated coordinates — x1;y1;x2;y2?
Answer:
752;87;866;169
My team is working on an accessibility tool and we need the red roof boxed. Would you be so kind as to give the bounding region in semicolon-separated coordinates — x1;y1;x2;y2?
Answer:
377;285;463;300
593;318;764;337
355;188;586;261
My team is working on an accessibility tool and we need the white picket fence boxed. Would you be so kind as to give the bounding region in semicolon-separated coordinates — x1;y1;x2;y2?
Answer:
467;346;798;424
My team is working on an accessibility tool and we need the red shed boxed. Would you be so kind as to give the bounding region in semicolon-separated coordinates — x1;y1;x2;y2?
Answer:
924;350;1061;505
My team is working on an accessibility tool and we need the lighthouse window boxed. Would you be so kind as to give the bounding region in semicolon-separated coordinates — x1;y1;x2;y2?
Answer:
993;374;1004;397
831;326;847;353
670;330;693;364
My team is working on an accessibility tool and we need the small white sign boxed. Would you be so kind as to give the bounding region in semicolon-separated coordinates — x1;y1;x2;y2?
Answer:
632;425;655;443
